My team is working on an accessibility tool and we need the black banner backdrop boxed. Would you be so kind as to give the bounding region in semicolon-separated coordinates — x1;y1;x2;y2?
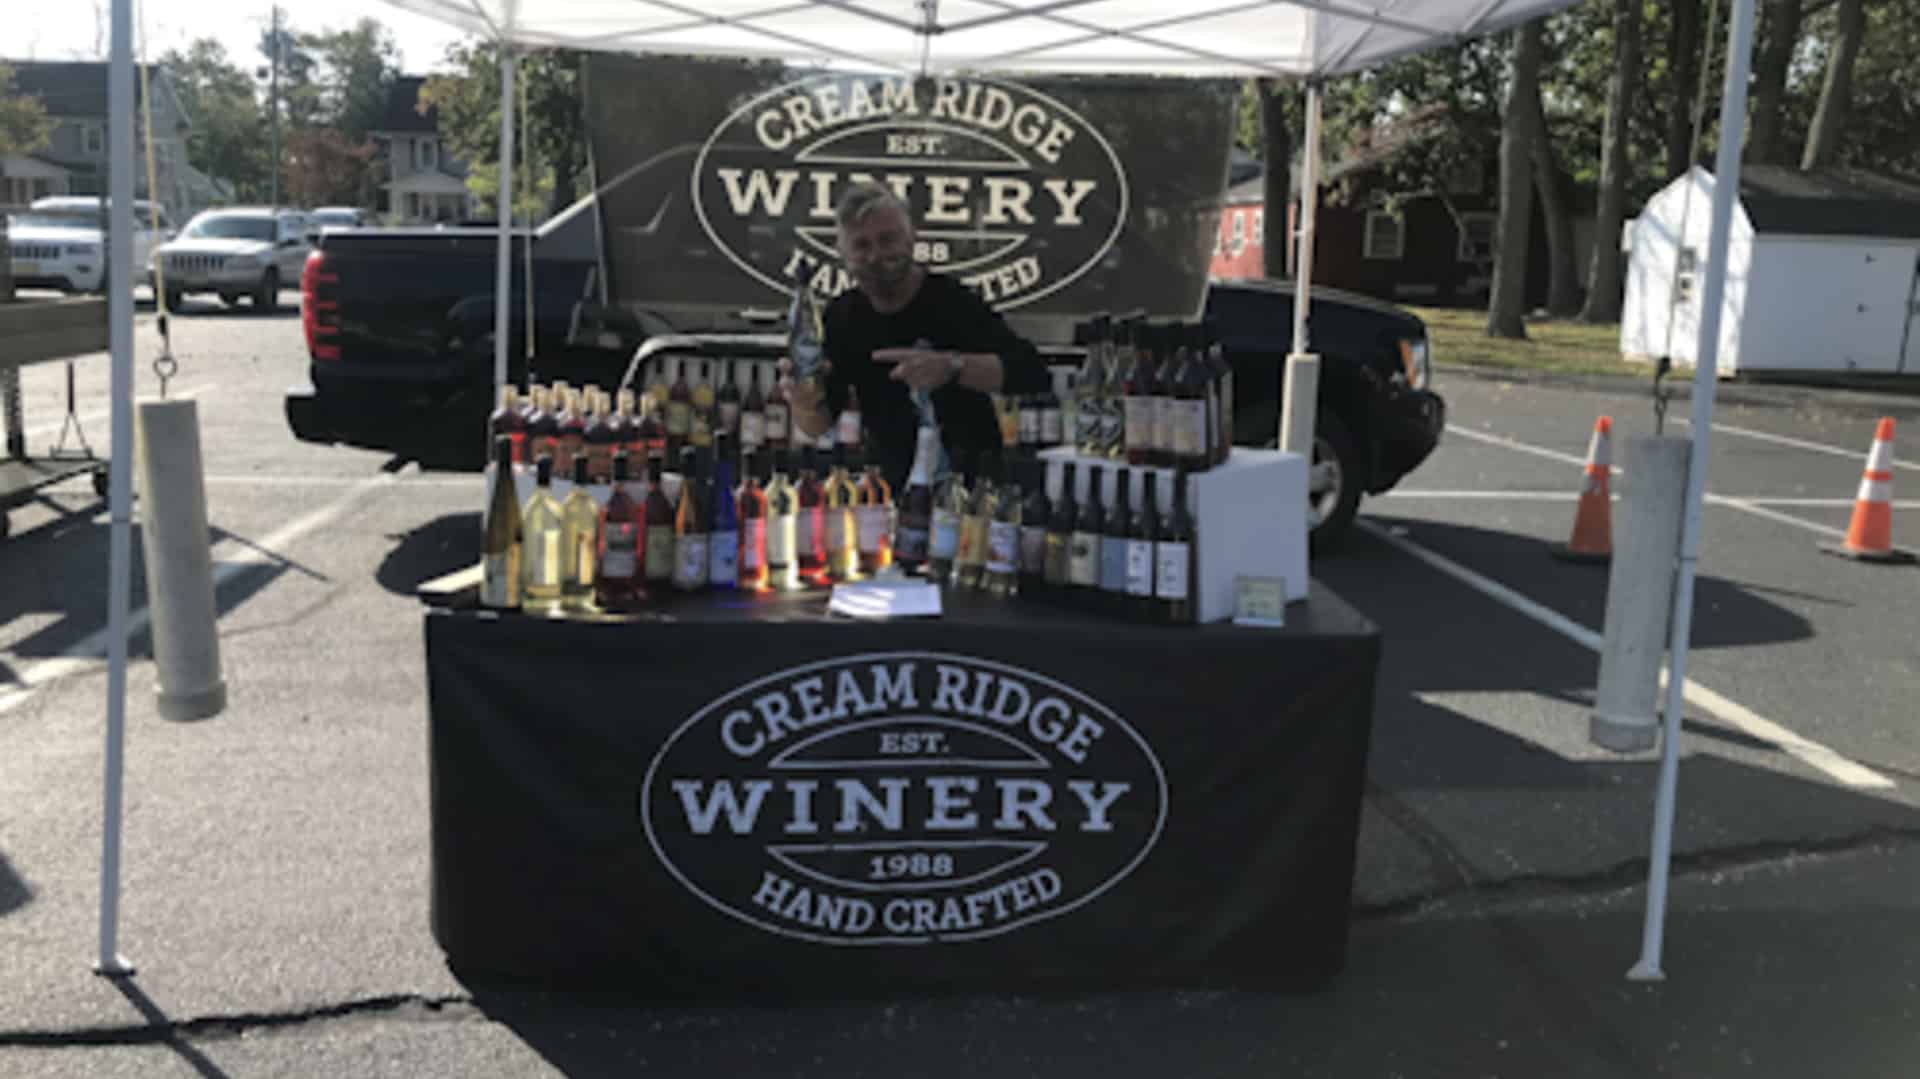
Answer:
581;55;1238;344
424;590;1380;997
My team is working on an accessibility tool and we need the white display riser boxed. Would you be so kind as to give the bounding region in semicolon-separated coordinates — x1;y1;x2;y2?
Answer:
1038;447;1309;622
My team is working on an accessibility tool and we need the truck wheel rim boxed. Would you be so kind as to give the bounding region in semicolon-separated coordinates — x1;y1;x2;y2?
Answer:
1309;436;1342;528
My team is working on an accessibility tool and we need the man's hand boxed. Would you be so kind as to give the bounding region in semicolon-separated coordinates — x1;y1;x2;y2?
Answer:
875;347;959;392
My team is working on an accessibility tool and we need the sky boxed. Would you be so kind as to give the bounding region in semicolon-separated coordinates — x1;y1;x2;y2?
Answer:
15;2;473;75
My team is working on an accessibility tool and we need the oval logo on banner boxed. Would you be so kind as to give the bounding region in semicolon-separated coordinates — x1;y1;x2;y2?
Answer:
692;74;1129;309
641;652;1167;946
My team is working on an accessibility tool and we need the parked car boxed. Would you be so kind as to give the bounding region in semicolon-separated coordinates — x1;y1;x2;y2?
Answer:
309;206;373;236
6;196;171;294
151;207;312;312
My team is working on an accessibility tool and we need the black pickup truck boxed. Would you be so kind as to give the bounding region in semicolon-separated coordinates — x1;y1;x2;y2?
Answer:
287;216;1443;550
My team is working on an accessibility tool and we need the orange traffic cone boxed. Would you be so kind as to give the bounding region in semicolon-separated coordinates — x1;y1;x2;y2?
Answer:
1553;416;1613;563
1820;418;1915;564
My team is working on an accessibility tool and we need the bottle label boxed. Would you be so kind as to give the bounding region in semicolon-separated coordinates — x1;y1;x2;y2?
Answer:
1125;539;1154;596
645;525;674;579
665;402;691;437
719;403;741;433
1100;399;1125;452
767;515;796;565
1174;399;1208;458
1019;408;1040;445
1076;399;1100;449
601;522;638;579
931;509;961;560
764;402;790;441
1123;396;1153;452
836;411;862;446
675;535;709;587
987;521;1018;574
1069;532;1099;586
1100;533;1130;592
1152;394;1175;454
708;530;739;585
1155;540;1191;600
1020;524;1047;573
824;509;848;552
856;506;888;553
740;412;765;448
528;530;561;587
741;519;767;571
1040;407;1063;445
691;412;713;446
895;524;930;561
797;508;819;556
481;551;519;607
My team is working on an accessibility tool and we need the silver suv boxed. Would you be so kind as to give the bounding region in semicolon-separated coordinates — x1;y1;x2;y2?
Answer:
150;207;312;312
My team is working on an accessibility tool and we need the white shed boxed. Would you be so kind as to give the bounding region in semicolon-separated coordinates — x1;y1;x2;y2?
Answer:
1622;165;1920;376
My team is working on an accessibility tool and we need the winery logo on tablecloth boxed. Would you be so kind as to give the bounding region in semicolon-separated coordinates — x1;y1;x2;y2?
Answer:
640;652;1167;946
692;74;1129;309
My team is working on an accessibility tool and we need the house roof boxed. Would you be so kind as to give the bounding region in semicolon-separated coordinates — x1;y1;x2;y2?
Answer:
375;76;439;134
5;60;154;117
1739;165;1920;239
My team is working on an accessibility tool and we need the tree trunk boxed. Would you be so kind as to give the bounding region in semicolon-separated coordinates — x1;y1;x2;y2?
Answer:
1665;0;1703;178
1800;0;1866;170
1748;0;1802;164
1488;22;1544;340
1259;79;1293;279
549;145;579;219
1579;0;1641;324
1526;82;1580;317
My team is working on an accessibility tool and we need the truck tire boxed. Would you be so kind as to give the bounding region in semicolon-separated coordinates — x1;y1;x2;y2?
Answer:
164;287;185;312
1308;411;1362;555
253;269;280;314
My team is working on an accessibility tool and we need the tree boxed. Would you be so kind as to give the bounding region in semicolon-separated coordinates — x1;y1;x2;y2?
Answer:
1488;23;1543;339
1258;79;1295;278
1664;0;1703;178
161;41;269;200
307;19;400;143
282;128;374;207
421;44;588;220
1579;0;1641;324
1;62;54;298
1748;0;1803;164
1526;76;1580;317
1800;0;1866;169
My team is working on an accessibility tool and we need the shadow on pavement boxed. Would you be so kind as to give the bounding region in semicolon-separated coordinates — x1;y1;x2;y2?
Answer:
375;513;479;598
105;977;233;1079
0;851;30;918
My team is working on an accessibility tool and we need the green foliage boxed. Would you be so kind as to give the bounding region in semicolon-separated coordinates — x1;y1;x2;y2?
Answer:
0;62;53;159
420;44;588;220
305;19;401;143
160;41;269;200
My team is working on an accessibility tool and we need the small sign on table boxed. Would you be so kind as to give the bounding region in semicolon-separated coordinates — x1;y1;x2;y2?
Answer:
1232;575;1288;628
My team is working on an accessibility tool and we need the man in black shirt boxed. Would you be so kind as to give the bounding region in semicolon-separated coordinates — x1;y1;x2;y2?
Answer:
786;182;1051;493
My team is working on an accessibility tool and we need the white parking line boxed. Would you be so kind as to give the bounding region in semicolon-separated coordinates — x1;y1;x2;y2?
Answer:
202;473;475;488
0;472;399;715
1385;490;1920;509
18;384;209;447
1684;419;1920;471
1357;520;1895;790
1446;425;1611;470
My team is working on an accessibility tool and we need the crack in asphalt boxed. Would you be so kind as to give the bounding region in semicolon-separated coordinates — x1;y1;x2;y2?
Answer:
3;830;1917;1048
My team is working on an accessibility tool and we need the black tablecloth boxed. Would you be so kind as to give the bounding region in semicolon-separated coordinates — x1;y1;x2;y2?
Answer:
424;583;1380;996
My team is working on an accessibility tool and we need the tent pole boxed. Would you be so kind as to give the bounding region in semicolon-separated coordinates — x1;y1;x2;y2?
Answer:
1280;81;1322;461
1628;0;1757;984
494;45;517;410
95;0;136;978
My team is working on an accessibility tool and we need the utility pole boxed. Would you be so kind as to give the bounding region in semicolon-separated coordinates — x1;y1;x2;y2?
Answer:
268;3;281;210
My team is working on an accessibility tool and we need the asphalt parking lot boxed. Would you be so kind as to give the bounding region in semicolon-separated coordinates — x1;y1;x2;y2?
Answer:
2;298;1918;1076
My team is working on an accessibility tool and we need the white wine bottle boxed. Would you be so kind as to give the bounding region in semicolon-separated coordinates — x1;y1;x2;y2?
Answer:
480;436;522;609
521;456;566;615
561;456;600;613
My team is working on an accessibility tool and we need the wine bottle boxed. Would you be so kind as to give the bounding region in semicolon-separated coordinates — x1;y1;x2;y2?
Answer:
835;384;863;452
643;453;675;591
521;456;565;615
526;387;559;466
584;391;618;484
707;435;740;590
561;455;599;613
1205;318;1233;466
1068;464;1103;594
1039;383;1063;448
928;451;970;583
892;426;938;573
1018;393;1041;450
673;447;709;593
717;360;742;440
795;446;826;582
1075;315;1107;454
953;456;996;590
984;456;1021;598
556;389;587;478
765;367;791;452
823;444;860;582
690;361;716;450
613;388;641;462
1099;467;1133;608
854;450;893;575
1018;459;1050;596
1101;320;1130;460
596;452;645;611
740;364;767;453
636;394;667;463
490;386;526;465
646;360;670;416
1173;324;1211;472
737;450;769;591
1126;470;1158;616
1123;322;1157;467
480;436;522;609
666;359;693;455
1157;467;1195;624
766;448;800;590
1044;461;1077;590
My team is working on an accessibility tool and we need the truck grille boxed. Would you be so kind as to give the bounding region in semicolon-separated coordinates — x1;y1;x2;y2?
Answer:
167;253;228;274
11;243;61;260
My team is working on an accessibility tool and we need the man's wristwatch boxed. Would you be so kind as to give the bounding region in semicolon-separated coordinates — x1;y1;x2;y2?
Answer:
945;352;965;385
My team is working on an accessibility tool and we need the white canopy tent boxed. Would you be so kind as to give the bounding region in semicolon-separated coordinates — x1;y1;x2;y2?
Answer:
93;0;1763;984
